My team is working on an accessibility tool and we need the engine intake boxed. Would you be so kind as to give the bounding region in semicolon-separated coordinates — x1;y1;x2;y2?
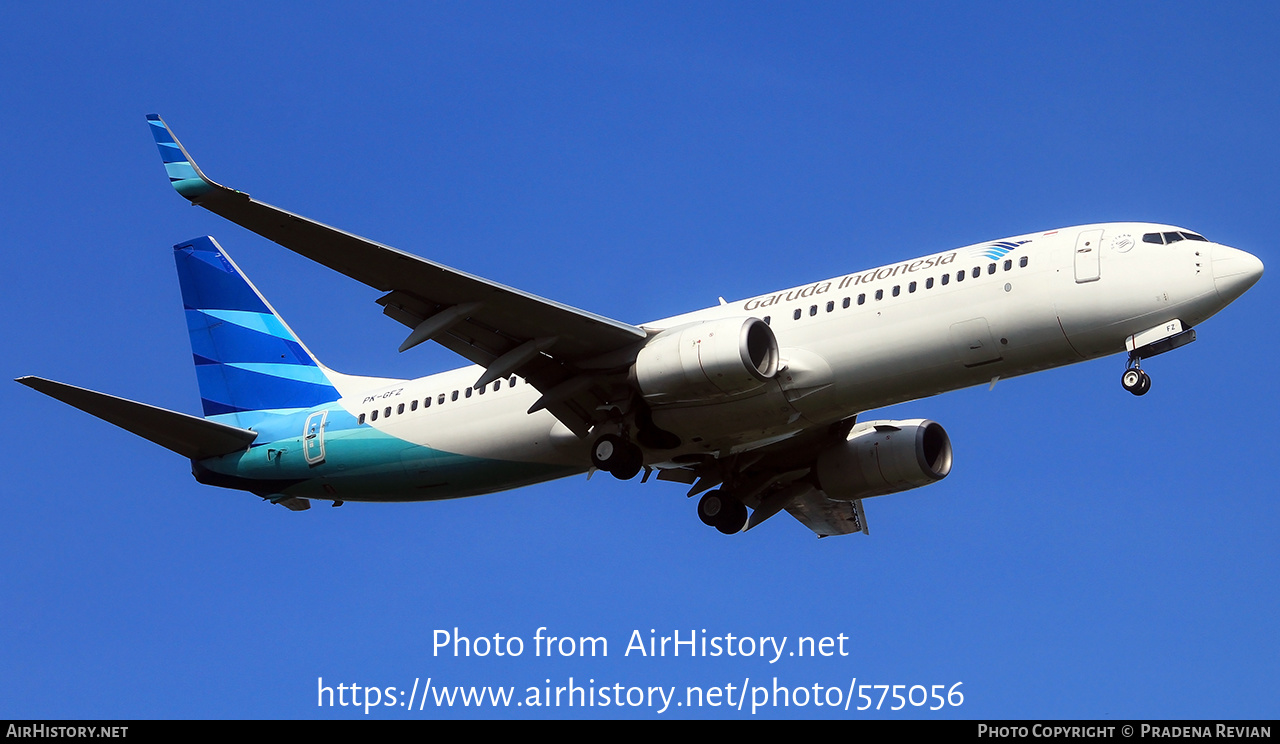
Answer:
633;317;779;403
815;419;952;501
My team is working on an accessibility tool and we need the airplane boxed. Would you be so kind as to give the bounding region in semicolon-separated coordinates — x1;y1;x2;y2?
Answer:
17;115;1265;538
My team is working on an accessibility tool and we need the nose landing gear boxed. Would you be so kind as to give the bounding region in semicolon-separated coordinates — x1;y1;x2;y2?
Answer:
1119;322;1199;397
1121;357;1151;396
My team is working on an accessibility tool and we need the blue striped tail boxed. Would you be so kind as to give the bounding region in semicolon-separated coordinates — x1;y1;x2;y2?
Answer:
174;236;340;417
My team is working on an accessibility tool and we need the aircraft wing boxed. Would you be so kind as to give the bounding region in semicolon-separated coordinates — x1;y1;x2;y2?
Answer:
666;418;874;538
784;492;869;537
16;376;258;460
147;115;648;436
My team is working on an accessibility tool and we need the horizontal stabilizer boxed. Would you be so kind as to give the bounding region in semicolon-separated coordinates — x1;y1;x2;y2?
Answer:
16;376;258;460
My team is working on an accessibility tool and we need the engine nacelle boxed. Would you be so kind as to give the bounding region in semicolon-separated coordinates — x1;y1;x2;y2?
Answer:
633;317;780;403
815;419;952;501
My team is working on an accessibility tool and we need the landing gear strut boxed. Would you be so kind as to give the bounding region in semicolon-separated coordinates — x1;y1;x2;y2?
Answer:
1121;357;1151;396
591;434;643;480
697;490;748;534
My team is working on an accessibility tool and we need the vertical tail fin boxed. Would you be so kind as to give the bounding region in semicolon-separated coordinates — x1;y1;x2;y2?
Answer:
174;236;340;418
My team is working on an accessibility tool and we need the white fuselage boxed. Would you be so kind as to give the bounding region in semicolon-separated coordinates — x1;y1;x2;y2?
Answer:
328;222;1253;479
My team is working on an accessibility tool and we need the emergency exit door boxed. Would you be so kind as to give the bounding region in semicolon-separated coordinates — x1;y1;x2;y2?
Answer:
303;410;328;466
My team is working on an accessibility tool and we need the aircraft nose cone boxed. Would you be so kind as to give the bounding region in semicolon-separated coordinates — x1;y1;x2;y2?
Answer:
1212;244;1264;304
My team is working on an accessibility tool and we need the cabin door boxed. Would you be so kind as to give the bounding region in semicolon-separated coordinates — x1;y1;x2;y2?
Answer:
1074;229;1103;283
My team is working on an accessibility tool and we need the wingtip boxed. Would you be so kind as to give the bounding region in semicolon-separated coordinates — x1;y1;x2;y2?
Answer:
146;114;216;200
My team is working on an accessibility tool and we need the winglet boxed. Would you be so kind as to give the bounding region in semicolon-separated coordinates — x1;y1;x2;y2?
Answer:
146;114;223;201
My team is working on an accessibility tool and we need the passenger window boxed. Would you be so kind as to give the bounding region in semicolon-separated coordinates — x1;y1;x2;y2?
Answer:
438;393;446;404
384;407;391;418
842;297;850;309
425;397;431;408
763;316;771;325
875;289;884;300
1004;259;1012;271
359;413;366;424
397;403;405;414
793;308;802;320
942;274;950;285
809;305;817;316
926;277;934;289
477;384;485;395
494;380;502;391
826;301;834;313
1020;256;1028;268
370;409;378;421
956;271;965;283
858;293;866;305
451;391;459;401
892;285;900;297
410;400;418;411
909;281;917;293
509;377;517;387
972;267;980;278
465;387;472;398
988;263;996;274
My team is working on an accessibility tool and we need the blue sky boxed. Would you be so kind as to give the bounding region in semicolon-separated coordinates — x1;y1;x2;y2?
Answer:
2;2;1277;719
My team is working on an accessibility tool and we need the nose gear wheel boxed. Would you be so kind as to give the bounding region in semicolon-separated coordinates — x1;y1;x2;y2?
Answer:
1121;358;1151;396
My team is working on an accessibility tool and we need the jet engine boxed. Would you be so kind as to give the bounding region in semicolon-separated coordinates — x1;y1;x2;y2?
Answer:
633;317;779;403
815;419;952;500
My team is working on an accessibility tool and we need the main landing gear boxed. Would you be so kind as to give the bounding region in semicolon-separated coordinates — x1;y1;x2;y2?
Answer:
697;490;748;535
1121;357;1151;396
591;434;644;480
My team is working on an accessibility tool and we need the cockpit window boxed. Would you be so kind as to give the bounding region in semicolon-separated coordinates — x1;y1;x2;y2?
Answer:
1143;231;1210;245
